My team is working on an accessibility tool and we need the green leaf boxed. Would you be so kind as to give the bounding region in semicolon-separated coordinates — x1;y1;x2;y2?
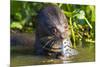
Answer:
73;10;85;19
15;13;22;21
11;22;23;29
63;11;73;17
84;17;93;29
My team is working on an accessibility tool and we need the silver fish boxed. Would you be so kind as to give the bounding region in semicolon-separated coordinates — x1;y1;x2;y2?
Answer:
61;38;78;58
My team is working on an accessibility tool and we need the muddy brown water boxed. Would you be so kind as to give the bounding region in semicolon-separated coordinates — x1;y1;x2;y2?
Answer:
10;32;95;67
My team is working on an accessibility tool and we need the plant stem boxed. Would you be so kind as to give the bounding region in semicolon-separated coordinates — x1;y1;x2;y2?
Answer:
84;17;93;29
69;17;76;48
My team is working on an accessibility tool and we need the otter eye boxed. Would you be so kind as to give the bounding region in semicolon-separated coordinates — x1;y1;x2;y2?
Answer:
52;28;57;33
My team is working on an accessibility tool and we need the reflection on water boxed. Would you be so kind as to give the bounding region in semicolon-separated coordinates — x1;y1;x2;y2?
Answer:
11;43;95;67
11;55;72;67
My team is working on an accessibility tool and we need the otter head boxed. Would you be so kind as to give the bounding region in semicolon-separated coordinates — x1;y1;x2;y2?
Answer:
37;6;69;40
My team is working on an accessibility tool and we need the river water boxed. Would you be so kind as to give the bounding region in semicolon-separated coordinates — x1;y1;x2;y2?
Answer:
11;43;95;67
10;32;95;67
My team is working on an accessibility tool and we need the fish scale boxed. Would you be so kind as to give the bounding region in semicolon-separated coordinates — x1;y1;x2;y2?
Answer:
61;38;78;58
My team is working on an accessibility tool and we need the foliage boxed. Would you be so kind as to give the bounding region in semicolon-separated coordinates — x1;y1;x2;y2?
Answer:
59;4;95;48
10;1;95;48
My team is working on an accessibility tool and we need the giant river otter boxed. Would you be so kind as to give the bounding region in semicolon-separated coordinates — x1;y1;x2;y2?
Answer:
34;5;78;60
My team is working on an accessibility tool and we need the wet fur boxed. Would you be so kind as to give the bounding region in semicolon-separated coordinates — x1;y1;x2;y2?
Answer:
34;5;68;56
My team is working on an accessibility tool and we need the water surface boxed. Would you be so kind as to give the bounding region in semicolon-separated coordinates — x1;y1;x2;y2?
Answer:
11;44;95;67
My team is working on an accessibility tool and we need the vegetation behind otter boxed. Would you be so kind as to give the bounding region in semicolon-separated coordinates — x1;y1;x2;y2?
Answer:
10;0;95;66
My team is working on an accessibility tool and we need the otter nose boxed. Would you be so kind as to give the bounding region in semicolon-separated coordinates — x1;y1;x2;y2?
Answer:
60;32;67;39
60;34;65;39
60;36;63;39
